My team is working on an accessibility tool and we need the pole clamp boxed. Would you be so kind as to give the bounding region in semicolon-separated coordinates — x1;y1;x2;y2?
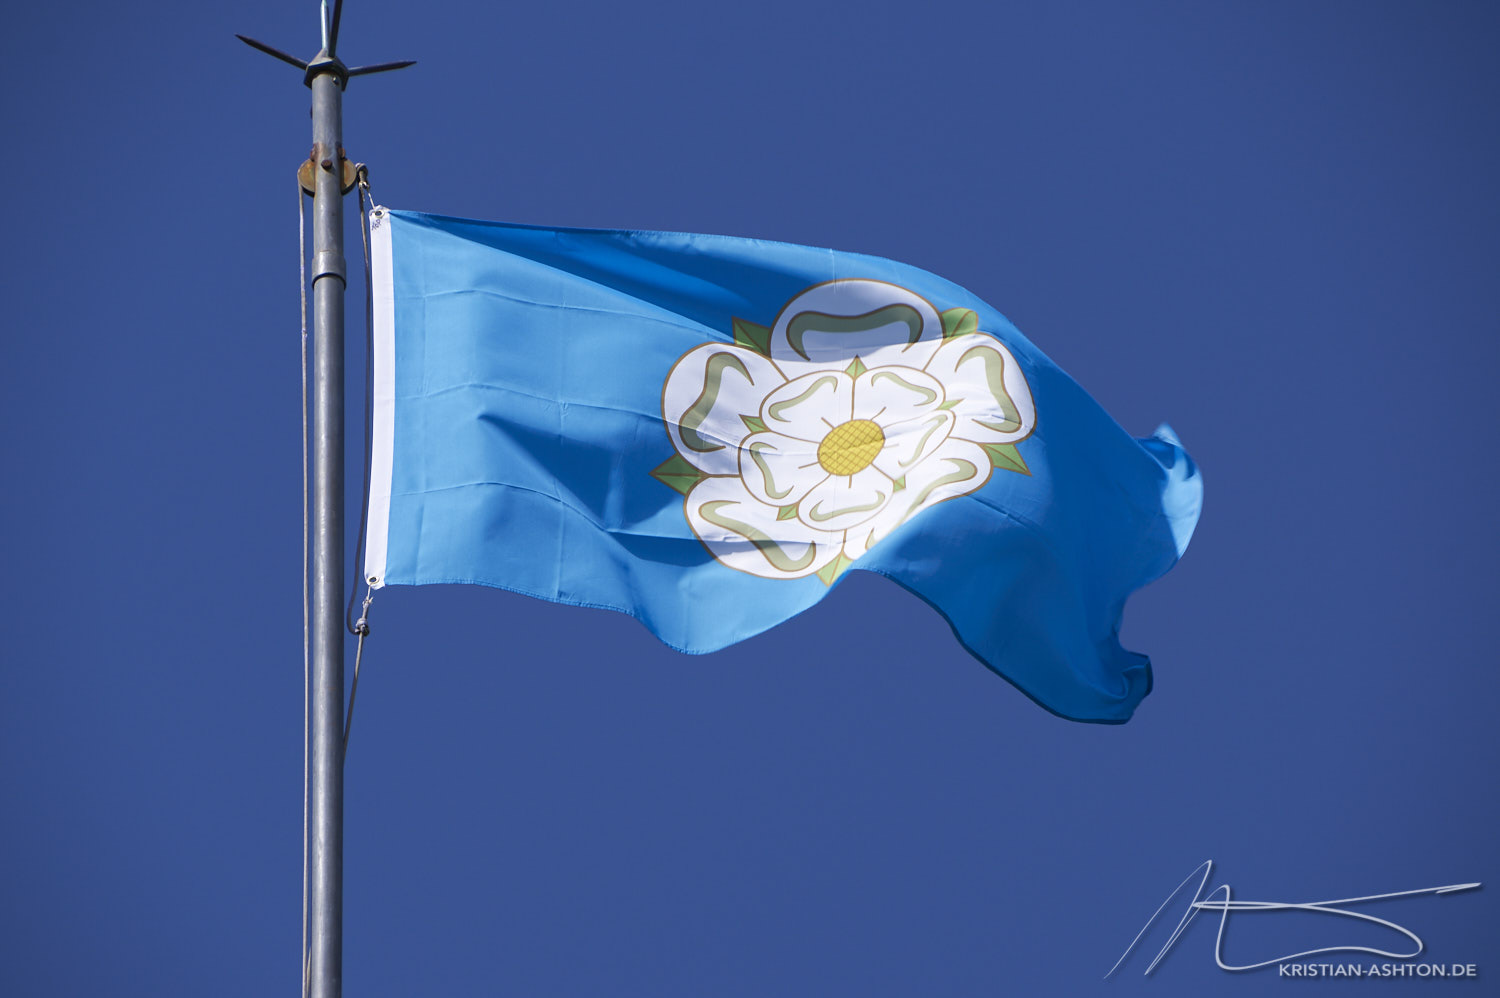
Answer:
299;145;358;196
313;251;347;284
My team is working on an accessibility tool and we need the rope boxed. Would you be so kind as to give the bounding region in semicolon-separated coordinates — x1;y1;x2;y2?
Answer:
338;166;378;765
343;586;373;761
298;171;312;998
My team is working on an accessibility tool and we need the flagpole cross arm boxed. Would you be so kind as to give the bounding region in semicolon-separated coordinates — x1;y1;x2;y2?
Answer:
237;34;416;88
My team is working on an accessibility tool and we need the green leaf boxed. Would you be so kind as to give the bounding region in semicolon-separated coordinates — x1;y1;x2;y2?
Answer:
982;442;1031;476
815;552;857;586
650;454;710;495
733;317;772;356
741;414;768;434
940;307;978;339
777;504;799;521
937;399;961;411
844;355;868;378
891;476;906;492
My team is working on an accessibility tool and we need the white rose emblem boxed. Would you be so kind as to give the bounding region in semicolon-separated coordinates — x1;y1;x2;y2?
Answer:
655;280;1036;583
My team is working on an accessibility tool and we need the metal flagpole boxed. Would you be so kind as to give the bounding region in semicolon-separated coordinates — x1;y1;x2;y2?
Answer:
237;5;412;995
307;13;347;994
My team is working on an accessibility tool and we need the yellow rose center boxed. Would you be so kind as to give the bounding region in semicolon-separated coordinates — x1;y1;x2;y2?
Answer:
817;419;885;476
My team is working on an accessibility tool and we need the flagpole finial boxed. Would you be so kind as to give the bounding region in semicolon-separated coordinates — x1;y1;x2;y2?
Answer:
236;0;413;91
326;0;345;58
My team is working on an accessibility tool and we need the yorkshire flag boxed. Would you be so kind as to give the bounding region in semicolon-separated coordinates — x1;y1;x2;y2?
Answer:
364;209;1202;722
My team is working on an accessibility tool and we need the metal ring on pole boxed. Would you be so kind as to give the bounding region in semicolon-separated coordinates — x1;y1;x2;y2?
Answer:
299;156;359;196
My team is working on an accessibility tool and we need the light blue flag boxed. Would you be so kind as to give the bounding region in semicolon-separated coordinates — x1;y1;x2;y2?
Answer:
365;208;1201;722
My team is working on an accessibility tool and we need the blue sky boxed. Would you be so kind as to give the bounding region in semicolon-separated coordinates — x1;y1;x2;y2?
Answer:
3;2;1496;995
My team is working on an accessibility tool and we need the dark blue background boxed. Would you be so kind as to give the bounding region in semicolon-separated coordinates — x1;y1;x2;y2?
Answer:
3;2;1494;995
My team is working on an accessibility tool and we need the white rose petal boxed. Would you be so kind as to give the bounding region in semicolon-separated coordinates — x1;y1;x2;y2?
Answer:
770;280;945;382
738;431;824;508
685;475;841;580
851;366;946;425
923;333;1035;444
871;409;955;482
798;465;894;533
760;370;853;441
894;436;993;519
843;437;992;560
663;343;785;476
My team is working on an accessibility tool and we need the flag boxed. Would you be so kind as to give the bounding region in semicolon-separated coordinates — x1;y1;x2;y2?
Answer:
364;208;1202;722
